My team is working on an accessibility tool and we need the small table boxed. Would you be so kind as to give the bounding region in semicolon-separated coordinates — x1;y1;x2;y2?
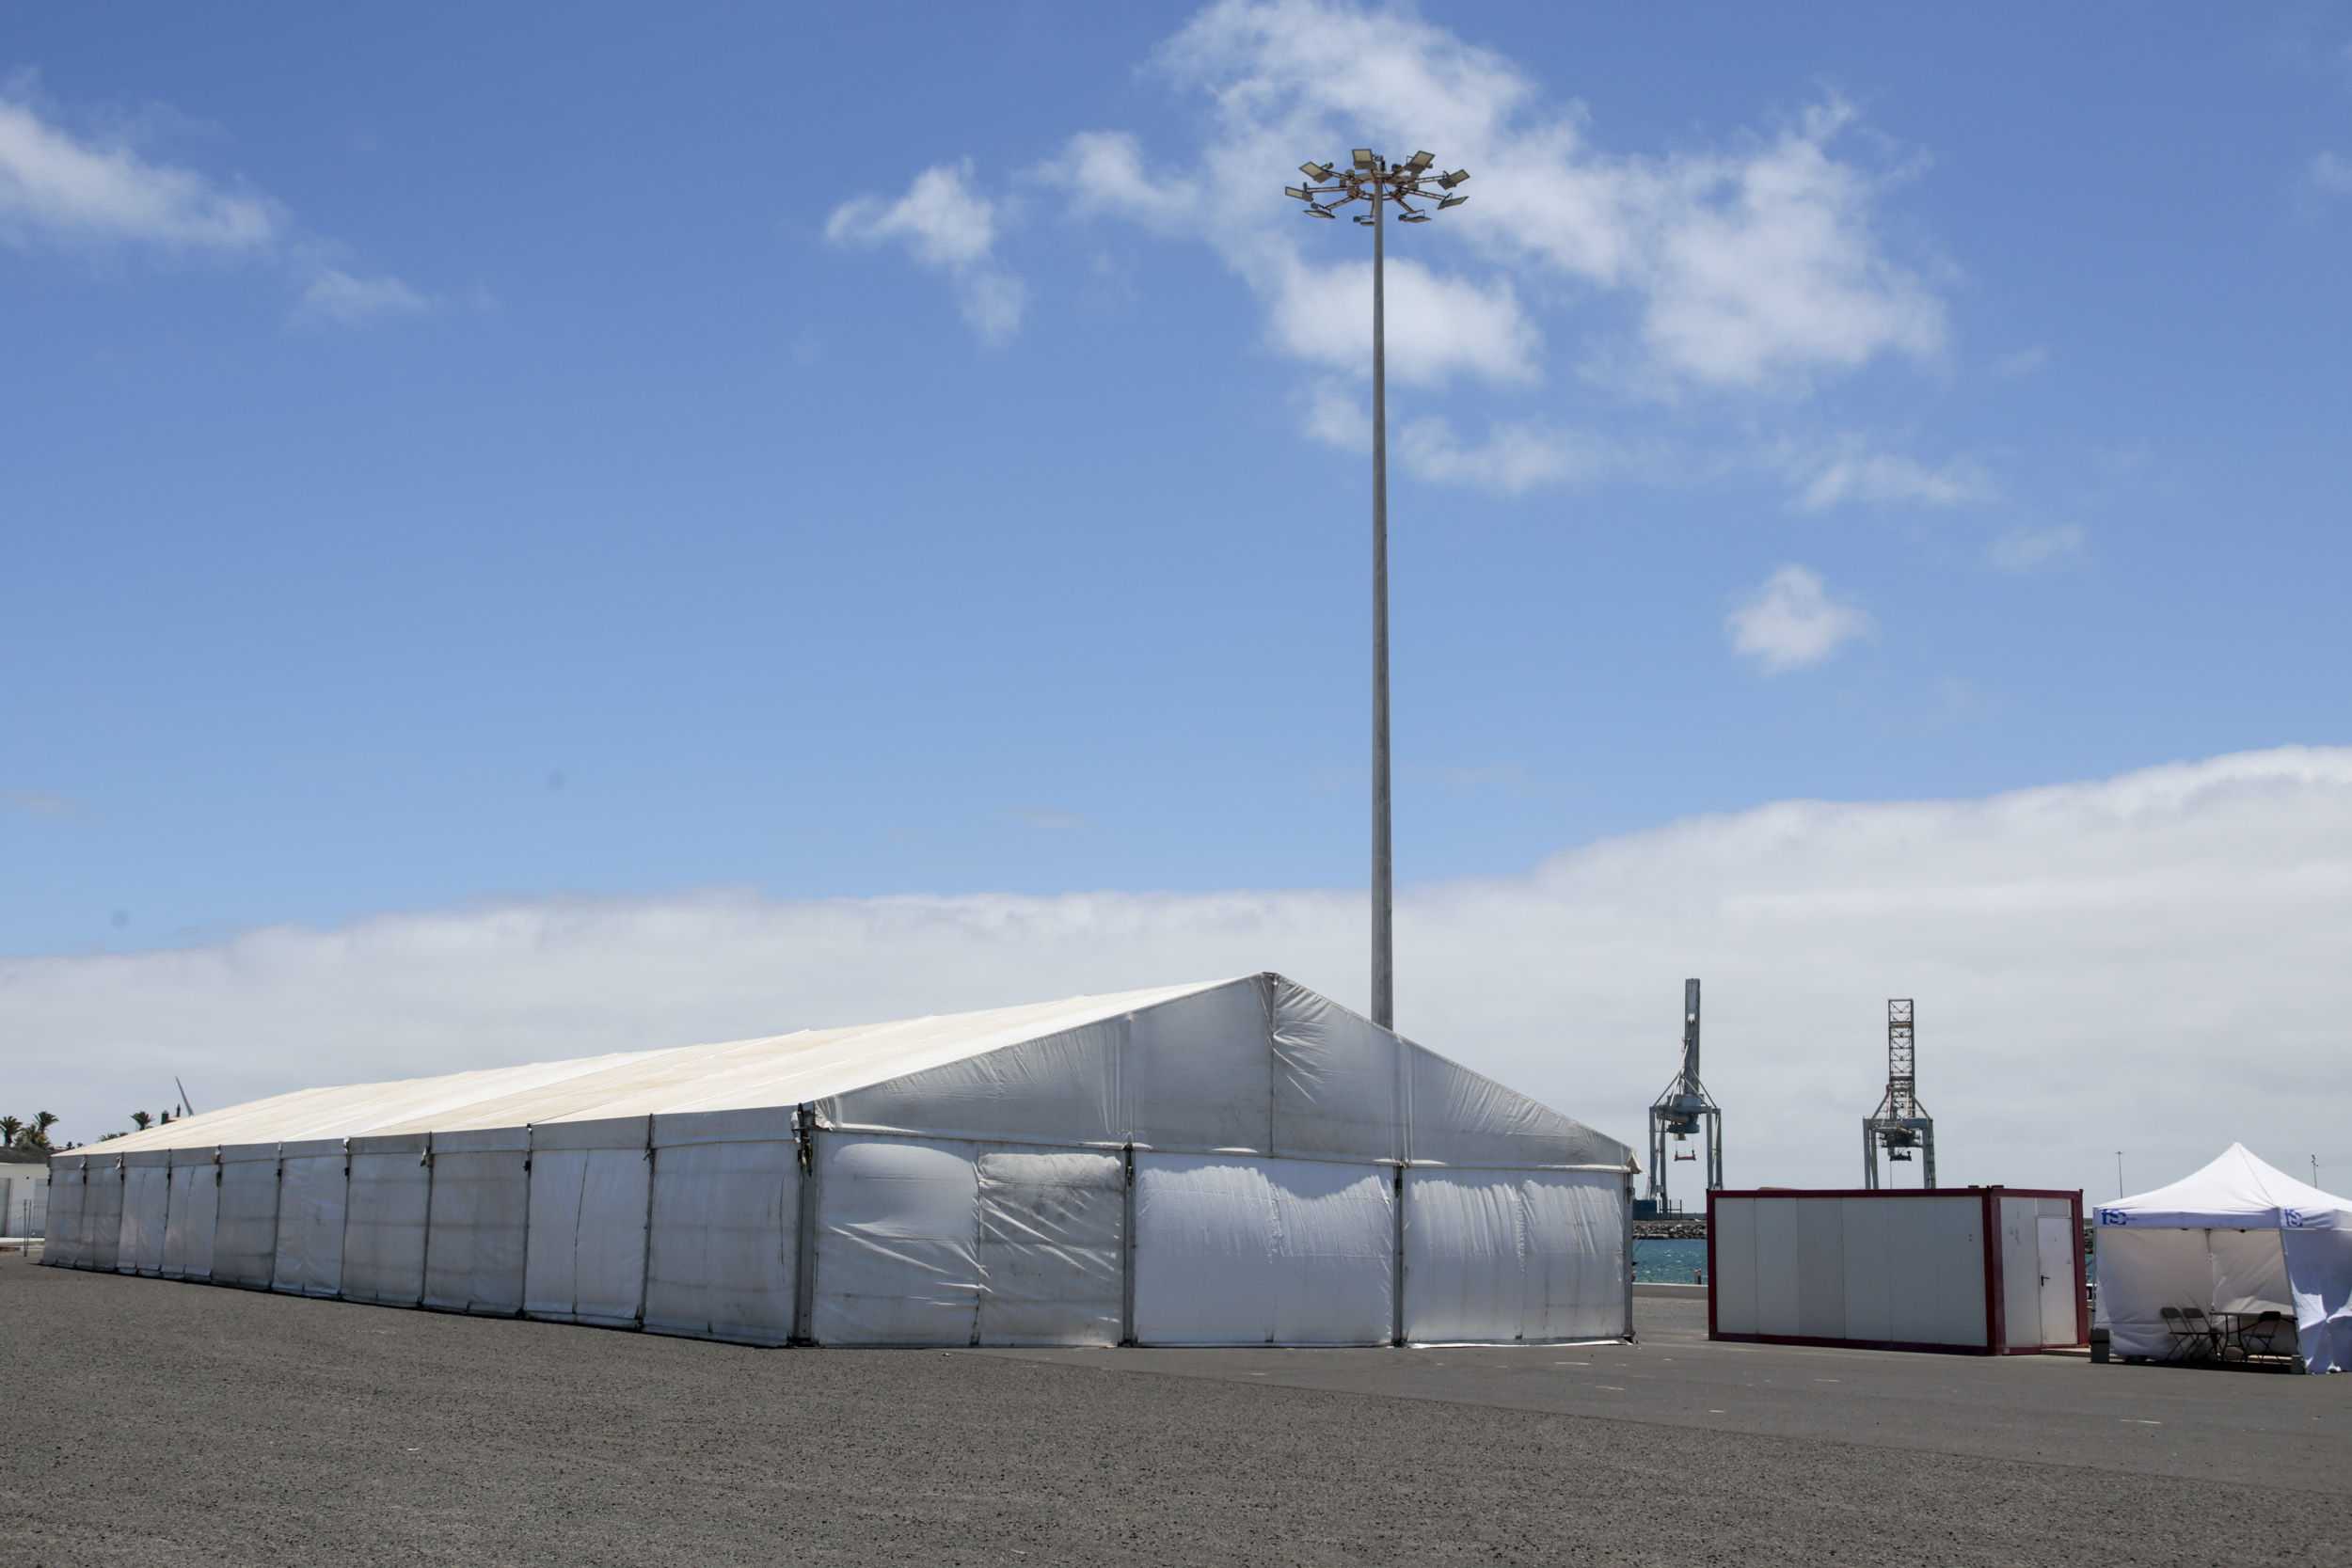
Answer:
2213;1310;2297;1365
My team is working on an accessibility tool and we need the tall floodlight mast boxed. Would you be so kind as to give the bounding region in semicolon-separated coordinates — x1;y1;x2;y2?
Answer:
1284;149;1470;1031
1645;978;1724;1215
1862;998;1936;1188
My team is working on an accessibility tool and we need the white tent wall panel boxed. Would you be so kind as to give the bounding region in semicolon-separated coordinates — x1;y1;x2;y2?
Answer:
1399;1174;1517;1342
79;1161;123;1273
342;1133;433;1307
809;1135;986;1345
1268;982;1405;1164
120;1153;169;1276
271;1140;348;1298
1132;1155;1277;1343
1119;977;1275;1154
1407;1050;1627;1171
2096;1227;2296;1359
804;1132;1128;1348
2280;1230;2352;1372
524;1117;653;1327
828;1021;1123;1150
212;1145;282;1289
2209;1227;2294;1315
1130;1153;1395;1346
1400;1170;1629;1343
421;1128;530;1316
1266;1160;1393;1345
2096;1228;2213;1357
160;1149;219;1281
973;1149;1123;1347
1519;1173;1632;1341
644;1109;801;1346
42;1160;85;1268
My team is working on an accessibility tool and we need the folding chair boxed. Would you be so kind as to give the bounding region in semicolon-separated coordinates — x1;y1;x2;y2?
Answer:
2237;1310;2296;1367
2159;1307;2212;1362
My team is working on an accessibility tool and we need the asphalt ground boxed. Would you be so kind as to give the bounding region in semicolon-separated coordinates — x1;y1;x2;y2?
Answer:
5;1259;2345;1568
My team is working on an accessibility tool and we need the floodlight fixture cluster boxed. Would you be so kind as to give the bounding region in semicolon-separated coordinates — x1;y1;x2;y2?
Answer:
1286;148;1469;224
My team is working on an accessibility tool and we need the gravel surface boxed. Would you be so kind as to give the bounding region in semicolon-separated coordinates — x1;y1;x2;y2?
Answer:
5;1259;2346;1567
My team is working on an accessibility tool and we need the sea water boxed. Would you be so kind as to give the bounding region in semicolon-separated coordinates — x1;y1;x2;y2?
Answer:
1631;1237;1708;1283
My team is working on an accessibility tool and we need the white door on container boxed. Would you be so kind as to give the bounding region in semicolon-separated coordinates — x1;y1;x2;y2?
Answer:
2035;1215;2076;1345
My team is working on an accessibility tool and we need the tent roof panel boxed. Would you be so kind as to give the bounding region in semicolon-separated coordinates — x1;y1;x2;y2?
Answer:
2098;1143;2350;1230
73;974;1632;1171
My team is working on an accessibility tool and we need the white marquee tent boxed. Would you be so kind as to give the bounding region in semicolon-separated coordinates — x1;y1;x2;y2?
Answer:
40;974;1636;1347
2093;1144;2352;1373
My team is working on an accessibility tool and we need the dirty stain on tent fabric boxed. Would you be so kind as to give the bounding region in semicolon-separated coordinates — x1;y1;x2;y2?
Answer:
40;974;1637;1348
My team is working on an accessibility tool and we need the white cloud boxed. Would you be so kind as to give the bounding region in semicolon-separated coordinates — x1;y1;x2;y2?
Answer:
8;747;2351;1200
1044;1;1942;400
2;789;83;816
0;94;279;252
826;162;1028;343
0;92;427;325
846;2;1952;487
1262;252;1538;386
1791;443;1994;511
1725;564;1875;673
1990;345;2049;377
2300;150;2352;214
1398;416;1607;493
1990;523;2087;574
291;267;434;328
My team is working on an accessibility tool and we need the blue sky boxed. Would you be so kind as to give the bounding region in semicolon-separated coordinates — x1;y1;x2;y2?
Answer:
4;4;2352;1187
5;2;2348;952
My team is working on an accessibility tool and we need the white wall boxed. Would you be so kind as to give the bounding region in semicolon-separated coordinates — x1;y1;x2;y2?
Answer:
1715;1193;1989;1349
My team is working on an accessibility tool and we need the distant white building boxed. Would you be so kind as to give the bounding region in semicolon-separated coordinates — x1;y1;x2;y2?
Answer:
1;1154;49;1238
41;974;1637;1346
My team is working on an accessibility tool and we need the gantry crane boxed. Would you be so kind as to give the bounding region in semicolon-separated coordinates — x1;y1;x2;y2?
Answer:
1862;998;1935;1188
1643;978;1723;1216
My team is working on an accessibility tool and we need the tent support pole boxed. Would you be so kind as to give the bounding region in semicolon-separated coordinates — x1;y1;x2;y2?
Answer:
1623;1170;1636;1343
1390;1163;1406;1347
1120;1143;1137;1347
791;1106;820;1347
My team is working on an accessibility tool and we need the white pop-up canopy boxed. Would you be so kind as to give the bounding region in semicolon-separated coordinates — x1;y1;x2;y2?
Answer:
2093;1144;2352;1373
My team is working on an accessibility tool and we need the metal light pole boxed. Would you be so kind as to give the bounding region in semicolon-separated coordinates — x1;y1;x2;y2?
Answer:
1286;149;1470;1031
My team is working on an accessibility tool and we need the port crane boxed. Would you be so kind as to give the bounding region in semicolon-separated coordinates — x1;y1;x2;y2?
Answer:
1862;998;1936;1187
1643;978;1723;1216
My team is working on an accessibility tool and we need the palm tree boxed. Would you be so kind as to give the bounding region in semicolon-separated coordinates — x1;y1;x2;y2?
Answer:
0;1117;22;1148
129;1111;152;1131
28;1112;56;1148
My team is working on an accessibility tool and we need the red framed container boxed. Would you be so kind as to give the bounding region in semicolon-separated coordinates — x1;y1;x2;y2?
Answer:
1707;1186;2087;1355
